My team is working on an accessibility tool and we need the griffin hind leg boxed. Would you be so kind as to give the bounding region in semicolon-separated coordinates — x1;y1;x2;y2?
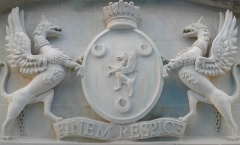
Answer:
29;89;63;122
40;89;62;122
225;117;238;141
2;100;26;140
179;90;205;122
214;101;238;141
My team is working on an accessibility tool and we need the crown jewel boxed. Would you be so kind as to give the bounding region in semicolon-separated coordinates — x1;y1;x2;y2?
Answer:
103;0;141;29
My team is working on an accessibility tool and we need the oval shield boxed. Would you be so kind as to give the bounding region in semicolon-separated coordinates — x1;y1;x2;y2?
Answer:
82;29;163;124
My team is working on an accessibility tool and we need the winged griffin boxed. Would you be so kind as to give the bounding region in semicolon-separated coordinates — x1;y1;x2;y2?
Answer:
163;10;239;140
108;52;136;97
0;7;83;140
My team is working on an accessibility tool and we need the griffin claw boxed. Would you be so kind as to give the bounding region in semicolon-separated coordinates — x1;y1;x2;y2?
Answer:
55;117;63;122
163;73;169;79
108;71;114;76
75;66;84;78
114;87;120;91
227;136;238;141
2;136;11;140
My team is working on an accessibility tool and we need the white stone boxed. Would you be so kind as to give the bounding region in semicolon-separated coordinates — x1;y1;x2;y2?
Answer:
163;10;239;141
1;7;83;140
0;0;239;144
82;0;164;125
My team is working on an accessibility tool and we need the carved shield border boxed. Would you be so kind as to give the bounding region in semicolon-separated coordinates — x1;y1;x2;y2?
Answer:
81;29;164;124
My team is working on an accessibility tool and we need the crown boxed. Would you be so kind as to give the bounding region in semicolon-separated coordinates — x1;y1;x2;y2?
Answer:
103;0;141;29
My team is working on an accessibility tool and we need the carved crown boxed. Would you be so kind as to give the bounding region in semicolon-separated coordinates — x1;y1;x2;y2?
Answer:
103;0;141;29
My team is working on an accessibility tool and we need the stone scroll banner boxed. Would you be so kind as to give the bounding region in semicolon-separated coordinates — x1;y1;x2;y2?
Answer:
53;117;187;140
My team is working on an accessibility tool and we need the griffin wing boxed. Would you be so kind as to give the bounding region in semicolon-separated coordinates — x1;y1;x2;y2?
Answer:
5;7;48;75
195;10;238;76
121;52;136;74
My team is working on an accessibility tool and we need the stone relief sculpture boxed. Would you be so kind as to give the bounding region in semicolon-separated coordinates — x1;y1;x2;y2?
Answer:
1;7;83;140
108;52;137;113
1;0;239;143
53;0;187;140
79;0;165;125
108;52;137;97
163;10;239;140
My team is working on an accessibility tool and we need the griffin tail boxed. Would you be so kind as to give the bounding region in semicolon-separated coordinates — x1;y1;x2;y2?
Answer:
229;62;240;103
0;62;11;103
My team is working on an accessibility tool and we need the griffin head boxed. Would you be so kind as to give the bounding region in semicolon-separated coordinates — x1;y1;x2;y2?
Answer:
183;16;210;38
33;15;62;38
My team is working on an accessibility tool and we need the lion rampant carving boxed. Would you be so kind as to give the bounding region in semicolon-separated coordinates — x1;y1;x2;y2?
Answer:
108;52;137;97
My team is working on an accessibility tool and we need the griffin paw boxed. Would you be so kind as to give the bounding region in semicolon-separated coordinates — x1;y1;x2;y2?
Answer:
75;65;82;70
227;136;238;141
2;136;11;140
78;55;84;65
55;117;63;122
107;65;113;69
108;71;114;77
178;117;187;122
171;62;180;69
163;73;169;79
75;66;84;78
114;87;120;91
128;93;133;98
167;68;172;72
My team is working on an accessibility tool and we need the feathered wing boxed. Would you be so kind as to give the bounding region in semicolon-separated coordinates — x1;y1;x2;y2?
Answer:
5;7;48;75
195;10;238;76
121;52;136;74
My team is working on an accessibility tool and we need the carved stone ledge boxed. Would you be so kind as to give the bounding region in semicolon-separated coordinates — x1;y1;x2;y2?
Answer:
186;0;240;15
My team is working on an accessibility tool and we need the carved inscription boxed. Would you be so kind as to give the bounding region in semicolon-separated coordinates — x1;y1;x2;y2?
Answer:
57;120;112;139
53;117;186;140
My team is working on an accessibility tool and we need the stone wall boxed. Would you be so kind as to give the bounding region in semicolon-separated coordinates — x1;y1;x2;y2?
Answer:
0;0;239;139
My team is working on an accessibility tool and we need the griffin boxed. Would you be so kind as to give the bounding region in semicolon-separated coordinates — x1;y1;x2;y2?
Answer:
163;10;240;140
0;7;83;140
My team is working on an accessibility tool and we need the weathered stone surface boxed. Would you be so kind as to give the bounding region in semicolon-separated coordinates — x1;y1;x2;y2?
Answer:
0;0;240;144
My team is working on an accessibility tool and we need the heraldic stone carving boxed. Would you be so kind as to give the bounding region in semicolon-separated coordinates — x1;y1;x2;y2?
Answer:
163;10;240;141
108;52;137;113
1;7;83;140
79;0;164;124
1;0;240;143
53;0;188;140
